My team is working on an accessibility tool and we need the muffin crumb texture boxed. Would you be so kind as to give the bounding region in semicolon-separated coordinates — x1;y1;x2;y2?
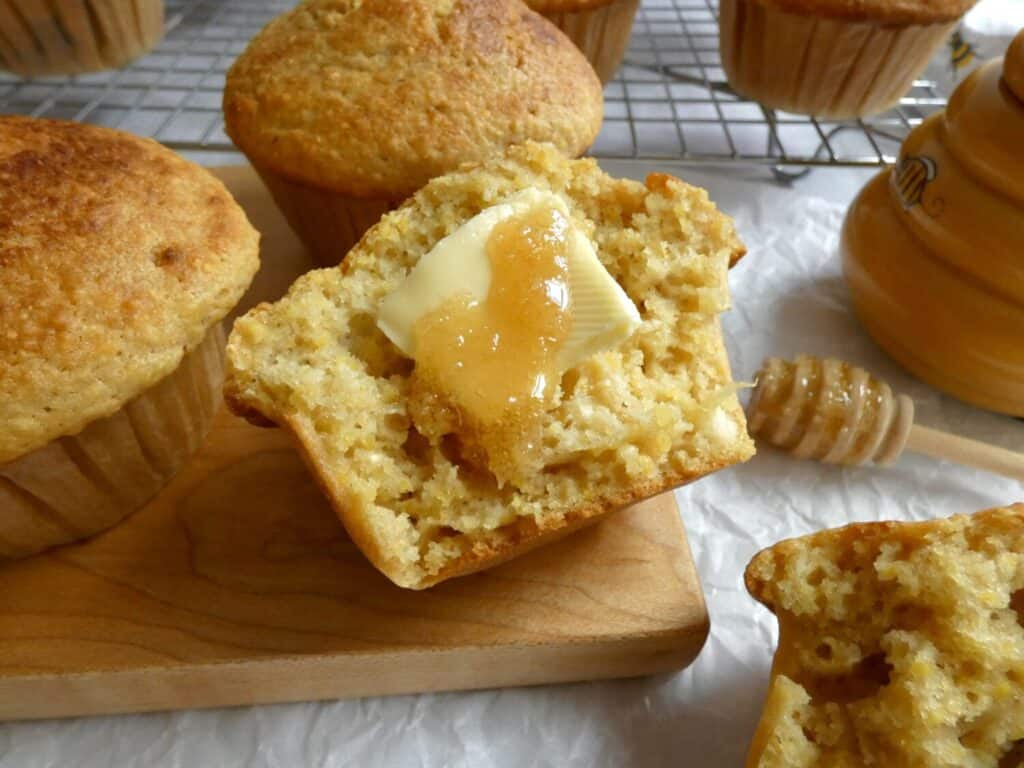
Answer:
225;142;752;588
745;504;1024;768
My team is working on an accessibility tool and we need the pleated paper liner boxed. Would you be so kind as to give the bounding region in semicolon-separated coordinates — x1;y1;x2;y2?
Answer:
254;163;399;267
719;0;954;119
0;0;164;77
542;0;641;84
0;322;225;559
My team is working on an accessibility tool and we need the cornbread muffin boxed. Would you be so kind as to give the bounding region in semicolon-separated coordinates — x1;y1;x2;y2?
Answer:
526;0;640;83
745;505;1024;768
223;0;604;265
0;0;164;77
0;116;259;559
720;0;975;118
225;141;753;589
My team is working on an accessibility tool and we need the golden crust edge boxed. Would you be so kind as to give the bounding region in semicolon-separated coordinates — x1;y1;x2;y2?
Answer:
282;412;753;589
743;502;1024;613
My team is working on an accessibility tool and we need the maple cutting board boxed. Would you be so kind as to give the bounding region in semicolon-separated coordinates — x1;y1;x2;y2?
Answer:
0;166;709;721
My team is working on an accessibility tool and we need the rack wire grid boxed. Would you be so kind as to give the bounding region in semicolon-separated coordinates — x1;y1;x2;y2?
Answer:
0;0;948;167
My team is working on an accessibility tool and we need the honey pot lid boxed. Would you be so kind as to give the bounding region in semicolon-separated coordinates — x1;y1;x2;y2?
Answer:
1005;28;1024;103
939;27;1024;208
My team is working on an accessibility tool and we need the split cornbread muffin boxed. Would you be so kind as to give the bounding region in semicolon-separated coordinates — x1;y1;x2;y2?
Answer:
0;116;259;559
745;504;1024;768
223;0;604;265
225;142;753;589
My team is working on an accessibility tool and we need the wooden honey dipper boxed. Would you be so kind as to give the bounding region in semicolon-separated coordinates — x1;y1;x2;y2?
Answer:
747;355;1024;481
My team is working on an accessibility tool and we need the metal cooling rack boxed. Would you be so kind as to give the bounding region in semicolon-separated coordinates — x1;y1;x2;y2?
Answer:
0;0;947;167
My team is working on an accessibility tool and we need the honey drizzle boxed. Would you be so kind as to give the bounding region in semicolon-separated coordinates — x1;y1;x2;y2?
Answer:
410;203;574;482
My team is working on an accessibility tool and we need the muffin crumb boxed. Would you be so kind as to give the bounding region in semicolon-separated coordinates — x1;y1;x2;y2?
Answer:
226;142;753;589
746;504;1024;768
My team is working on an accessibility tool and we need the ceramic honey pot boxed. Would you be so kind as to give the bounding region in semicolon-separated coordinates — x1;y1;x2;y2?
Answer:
841;29;1024;417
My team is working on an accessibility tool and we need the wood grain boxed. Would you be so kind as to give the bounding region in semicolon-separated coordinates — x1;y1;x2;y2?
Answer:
0;166;709;721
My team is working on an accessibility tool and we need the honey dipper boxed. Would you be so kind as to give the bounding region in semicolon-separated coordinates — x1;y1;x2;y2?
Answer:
747;355;1024;481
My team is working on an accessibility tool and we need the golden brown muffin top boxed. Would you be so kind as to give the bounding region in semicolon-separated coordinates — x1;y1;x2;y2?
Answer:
223;0;604;198
0;117;260;463
752;0;975;24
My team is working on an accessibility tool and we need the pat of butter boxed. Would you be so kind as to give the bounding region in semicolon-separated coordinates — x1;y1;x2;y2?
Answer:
376;188;641;371
709;406;738;442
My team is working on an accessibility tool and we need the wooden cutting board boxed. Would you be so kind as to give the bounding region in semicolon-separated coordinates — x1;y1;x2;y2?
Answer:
0;166;709;721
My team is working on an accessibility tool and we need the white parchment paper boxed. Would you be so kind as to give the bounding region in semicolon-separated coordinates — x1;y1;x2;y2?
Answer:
3;160;1023;766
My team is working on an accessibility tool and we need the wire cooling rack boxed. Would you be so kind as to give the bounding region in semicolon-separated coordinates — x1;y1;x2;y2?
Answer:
0;0;947;167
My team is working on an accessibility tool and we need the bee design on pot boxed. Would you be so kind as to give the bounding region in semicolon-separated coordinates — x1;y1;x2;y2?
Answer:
892;155;936;209
948;28;977;75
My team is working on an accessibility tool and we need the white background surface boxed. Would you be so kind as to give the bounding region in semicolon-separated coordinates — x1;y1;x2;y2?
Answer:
3;161;1023;767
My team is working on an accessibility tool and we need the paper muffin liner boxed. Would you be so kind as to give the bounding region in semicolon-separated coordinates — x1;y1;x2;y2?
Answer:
0;0;164;77
0;323;225;560
254;163;398;266
541;0;640;84
719;0;956;119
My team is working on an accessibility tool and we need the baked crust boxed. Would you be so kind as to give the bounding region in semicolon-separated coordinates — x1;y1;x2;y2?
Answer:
222;0;603;198
288;411;749;588
0;116;260;463
745;506;1024;605
743;0;976;25
745;505;1024;768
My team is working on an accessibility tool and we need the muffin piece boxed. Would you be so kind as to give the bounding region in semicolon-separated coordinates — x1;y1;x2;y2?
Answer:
0;0;164;77
223;0;604;265
0;116;260;559
719;0;976;119
225;141;753;590
526;0;640;83
745;505;1024;768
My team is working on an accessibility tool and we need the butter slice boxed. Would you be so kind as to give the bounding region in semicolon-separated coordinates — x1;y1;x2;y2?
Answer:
376;188;641;370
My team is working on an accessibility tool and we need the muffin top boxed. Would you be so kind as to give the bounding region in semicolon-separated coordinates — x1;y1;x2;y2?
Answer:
223;0;604;199
0;117;260;463
755;0;975;24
